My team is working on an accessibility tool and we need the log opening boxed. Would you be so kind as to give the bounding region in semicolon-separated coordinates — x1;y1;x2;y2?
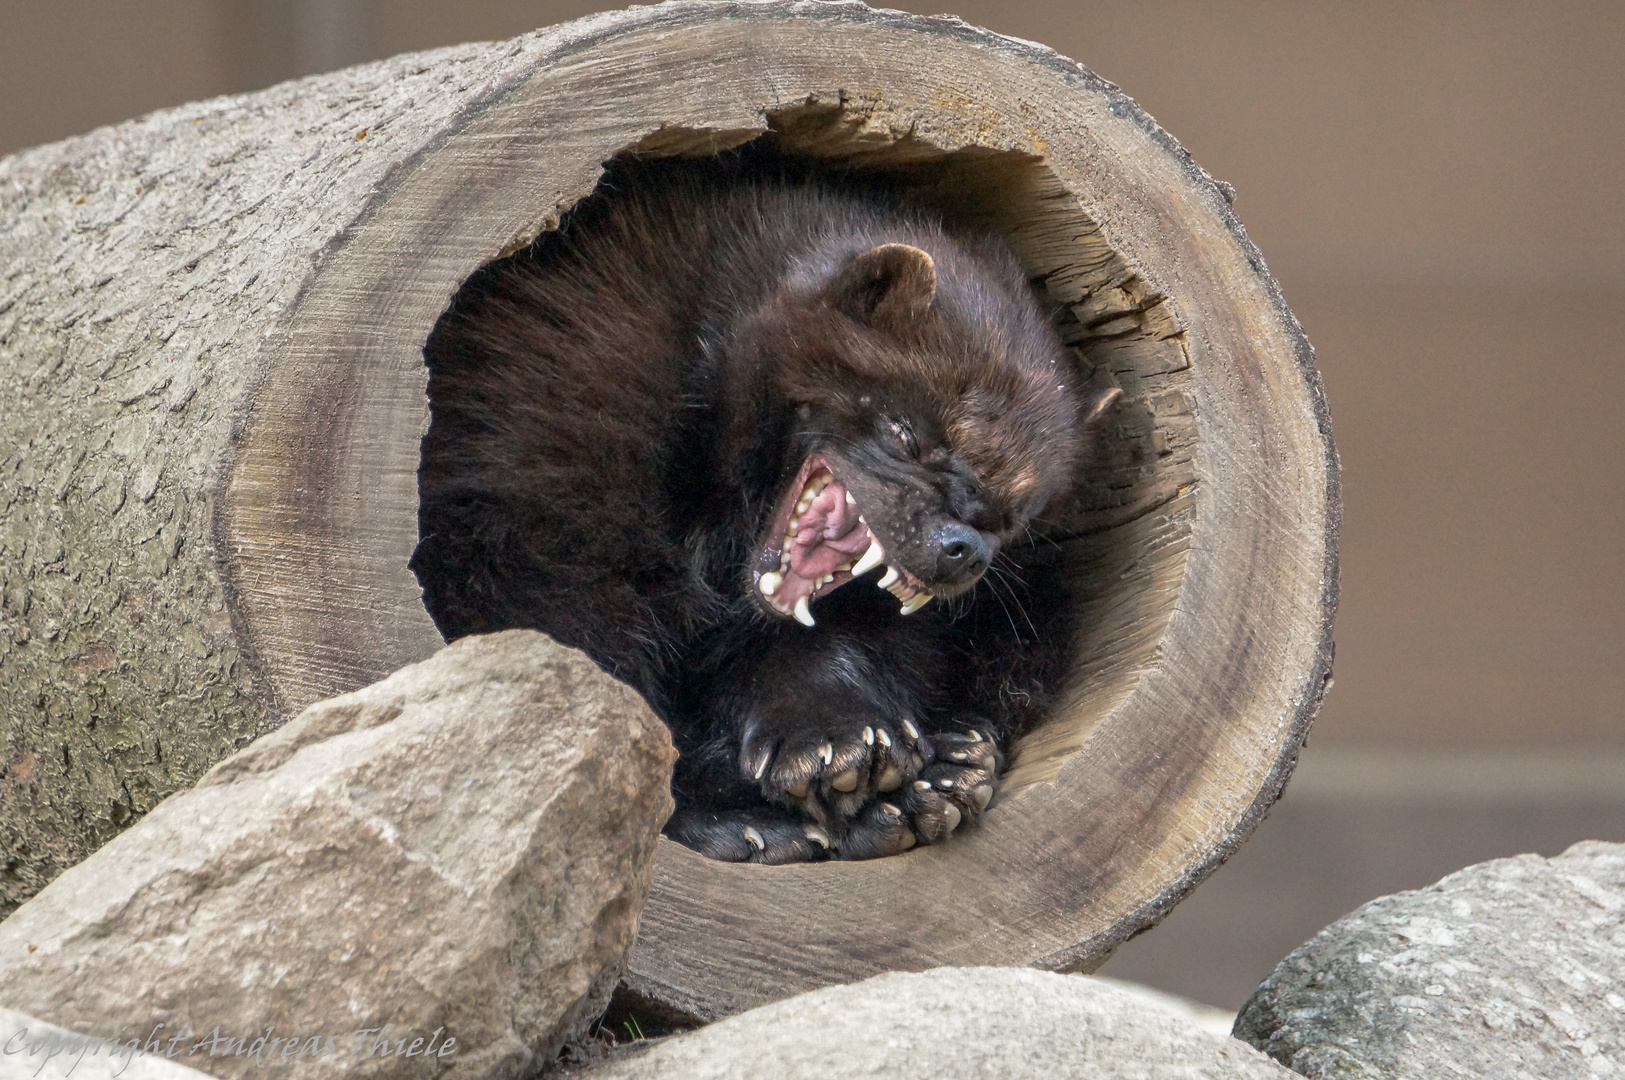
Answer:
414;105;1197;809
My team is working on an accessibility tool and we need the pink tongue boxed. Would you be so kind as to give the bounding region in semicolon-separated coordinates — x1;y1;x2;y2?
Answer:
788;480;871;582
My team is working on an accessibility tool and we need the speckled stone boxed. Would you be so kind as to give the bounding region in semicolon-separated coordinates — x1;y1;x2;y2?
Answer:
0;1006;215;1080
1235;840;1625;1079
585;968;1296;1079
0;631;676;1080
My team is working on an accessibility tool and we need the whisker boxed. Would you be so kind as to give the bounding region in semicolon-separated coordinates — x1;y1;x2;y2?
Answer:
986;565;1040;642
976;572;1022;641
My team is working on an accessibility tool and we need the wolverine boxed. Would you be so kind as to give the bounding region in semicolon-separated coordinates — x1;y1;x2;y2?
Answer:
411;150;1118;863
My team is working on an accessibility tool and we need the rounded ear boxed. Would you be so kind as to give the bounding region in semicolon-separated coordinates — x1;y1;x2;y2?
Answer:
826;243;938;324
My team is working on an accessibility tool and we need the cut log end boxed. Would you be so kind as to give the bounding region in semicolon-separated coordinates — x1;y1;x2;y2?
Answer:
3;0;1335;1023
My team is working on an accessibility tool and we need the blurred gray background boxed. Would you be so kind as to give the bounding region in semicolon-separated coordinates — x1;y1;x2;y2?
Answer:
4;0;1621;1010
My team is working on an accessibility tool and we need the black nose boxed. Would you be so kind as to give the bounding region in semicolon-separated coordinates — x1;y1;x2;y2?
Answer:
934;521;994;584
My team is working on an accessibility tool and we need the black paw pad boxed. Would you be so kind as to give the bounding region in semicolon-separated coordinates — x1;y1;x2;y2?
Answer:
836;800;918;860
903;779;965;844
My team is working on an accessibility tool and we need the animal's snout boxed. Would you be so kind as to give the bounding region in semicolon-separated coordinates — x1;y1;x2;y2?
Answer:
933;520;995;585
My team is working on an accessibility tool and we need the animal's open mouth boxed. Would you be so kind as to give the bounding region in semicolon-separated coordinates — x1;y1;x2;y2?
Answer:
753;458;932;626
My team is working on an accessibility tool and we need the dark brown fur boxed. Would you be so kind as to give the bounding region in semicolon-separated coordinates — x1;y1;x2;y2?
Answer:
412;152;1107;861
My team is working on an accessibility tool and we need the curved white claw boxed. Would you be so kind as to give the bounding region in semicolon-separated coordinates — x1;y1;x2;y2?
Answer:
743;826;766;851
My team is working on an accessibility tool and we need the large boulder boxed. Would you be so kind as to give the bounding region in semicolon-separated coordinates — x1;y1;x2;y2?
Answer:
582;968;1295;1079
0;630;676;1080
1235;840;1625;1078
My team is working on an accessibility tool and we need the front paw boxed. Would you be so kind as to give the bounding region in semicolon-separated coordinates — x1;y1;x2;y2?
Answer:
739;714;934;824
903;728;1002;843
665;807;833;864
837;727;1002;857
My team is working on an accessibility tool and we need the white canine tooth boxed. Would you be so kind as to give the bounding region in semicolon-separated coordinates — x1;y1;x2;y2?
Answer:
851;538;887;577
793;594;815;627
758;571;783;597
845;490;856;508
743;826;765;850
876;565;900;590
899;592;933;615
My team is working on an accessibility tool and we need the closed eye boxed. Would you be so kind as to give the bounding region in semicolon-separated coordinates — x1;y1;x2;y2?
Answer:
887;418;918;457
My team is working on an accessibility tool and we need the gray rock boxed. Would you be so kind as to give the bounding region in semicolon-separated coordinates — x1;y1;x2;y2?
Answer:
0;1006;215;1080
586;967;1296;1079
1235;840;1625;1079
1081;976;1238;1037
0;630;676;1080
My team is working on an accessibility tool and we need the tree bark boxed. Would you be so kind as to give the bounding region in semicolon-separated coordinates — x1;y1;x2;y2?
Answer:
0;0;1337;1023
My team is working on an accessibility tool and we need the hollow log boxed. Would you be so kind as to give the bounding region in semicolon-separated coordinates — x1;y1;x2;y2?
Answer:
0;0;1337;1021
